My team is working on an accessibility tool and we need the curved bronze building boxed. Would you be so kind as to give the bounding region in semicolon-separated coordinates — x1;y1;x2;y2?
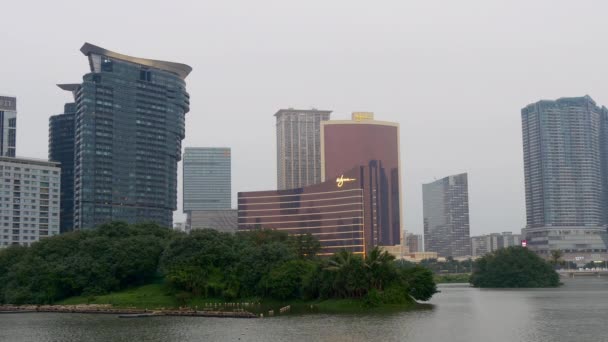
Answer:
321;116;402;247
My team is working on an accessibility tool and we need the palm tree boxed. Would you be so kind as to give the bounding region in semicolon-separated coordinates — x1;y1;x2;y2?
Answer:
364;247;395;290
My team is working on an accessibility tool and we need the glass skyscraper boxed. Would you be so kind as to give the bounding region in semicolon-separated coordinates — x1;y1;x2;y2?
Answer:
49;103;76;232
183;147;234;232
276;108;331;190
423;173;471;258
522;96;608;261
58;43;191;229
183;147;231;211
0;96;16;157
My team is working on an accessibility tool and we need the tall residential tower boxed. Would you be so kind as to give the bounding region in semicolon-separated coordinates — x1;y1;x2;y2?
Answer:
423;173;471;258
59;43;191;229
0;96;16;157
521;96;608;261
276;109;331;190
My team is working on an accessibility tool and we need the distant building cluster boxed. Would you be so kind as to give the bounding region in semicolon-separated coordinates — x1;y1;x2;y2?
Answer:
2;42;608;264
471;232;522;257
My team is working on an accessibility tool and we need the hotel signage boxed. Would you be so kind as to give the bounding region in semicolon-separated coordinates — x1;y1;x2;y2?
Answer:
336;175;356;188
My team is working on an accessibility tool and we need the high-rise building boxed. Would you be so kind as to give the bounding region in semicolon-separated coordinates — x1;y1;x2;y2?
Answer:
49;103;76;233
0;157;61;248
59;43;192;229
423;173;471;258
521;96;608;262
321;114;402;247
0;96;16;157
276;108;331;190
183;147;231;211
183;147;234;232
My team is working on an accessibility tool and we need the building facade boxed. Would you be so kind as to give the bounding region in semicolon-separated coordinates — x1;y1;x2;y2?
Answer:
0;157;60;247
405;233;423;253
59;43;191;229
276;108;331;190
188;209;237;233
183;147;233;232
183;147;231;211
0;96;16;157
321;115;402;247
239;166;365;255
423;173;471;258
522;96;608;262
471;232;522;257
49;103;76;233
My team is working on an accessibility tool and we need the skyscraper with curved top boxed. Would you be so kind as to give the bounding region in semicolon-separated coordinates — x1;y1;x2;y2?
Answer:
59;43;192;229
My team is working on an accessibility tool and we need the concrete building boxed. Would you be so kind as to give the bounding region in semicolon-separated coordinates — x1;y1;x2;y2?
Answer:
471;232;522;257
276;108;331;190
49;103;76;233
188;209;237;233
0;157;60;247
0;96;16;157
423;173;471;258
521;96;608;262
405;233;423;253
173;222;188;233
59;43;191;229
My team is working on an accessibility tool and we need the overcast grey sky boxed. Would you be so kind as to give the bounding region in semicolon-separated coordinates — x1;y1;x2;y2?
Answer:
1;0;607;235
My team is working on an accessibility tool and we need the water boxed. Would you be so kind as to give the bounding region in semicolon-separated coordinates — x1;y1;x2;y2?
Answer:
1;277;607;342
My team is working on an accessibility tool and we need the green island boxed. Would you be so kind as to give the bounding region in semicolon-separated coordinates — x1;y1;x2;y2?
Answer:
0;222;437;315
470;246;560;288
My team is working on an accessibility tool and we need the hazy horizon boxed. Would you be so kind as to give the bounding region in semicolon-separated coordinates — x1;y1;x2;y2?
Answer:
2;0;608;236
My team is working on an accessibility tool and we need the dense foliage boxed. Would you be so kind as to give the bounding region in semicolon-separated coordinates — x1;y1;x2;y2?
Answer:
419;257;473;274
470;246;560;288
0;222;172;304
0;222;437;306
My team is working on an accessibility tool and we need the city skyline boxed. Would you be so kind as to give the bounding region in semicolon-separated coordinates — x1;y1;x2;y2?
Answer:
4;0;608;235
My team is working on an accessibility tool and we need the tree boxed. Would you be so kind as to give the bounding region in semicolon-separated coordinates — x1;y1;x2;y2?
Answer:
550;250;563;267
470;246;560;288
364;247;396;291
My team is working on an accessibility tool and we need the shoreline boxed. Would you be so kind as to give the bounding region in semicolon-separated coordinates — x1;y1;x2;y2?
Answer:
0;305;258;319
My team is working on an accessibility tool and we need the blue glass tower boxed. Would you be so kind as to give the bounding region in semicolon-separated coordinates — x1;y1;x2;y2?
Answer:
59;43;191;229
49;103;76;232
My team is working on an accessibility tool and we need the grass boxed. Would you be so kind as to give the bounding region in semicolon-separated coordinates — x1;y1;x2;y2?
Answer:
57;284;421;314
58;284;177;309
434;273;471;284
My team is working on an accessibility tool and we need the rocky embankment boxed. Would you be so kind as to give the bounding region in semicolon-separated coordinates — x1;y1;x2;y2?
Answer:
0;304;257;318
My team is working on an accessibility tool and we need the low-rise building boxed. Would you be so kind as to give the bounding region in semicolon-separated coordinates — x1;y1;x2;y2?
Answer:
188;209;237;233
0;156;61;247
471;231;522;257
405;233;423;253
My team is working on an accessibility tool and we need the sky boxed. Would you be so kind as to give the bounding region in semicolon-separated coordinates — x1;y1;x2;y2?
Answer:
1;0;607;236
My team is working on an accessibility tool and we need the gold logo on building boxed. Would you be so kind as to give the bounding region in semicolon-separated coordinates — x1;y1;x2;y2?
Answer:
336;175;356;187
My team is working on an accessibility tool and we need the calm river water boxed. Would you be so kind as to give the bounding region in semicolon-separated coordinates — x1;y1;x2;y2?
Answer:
1;277;607;342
